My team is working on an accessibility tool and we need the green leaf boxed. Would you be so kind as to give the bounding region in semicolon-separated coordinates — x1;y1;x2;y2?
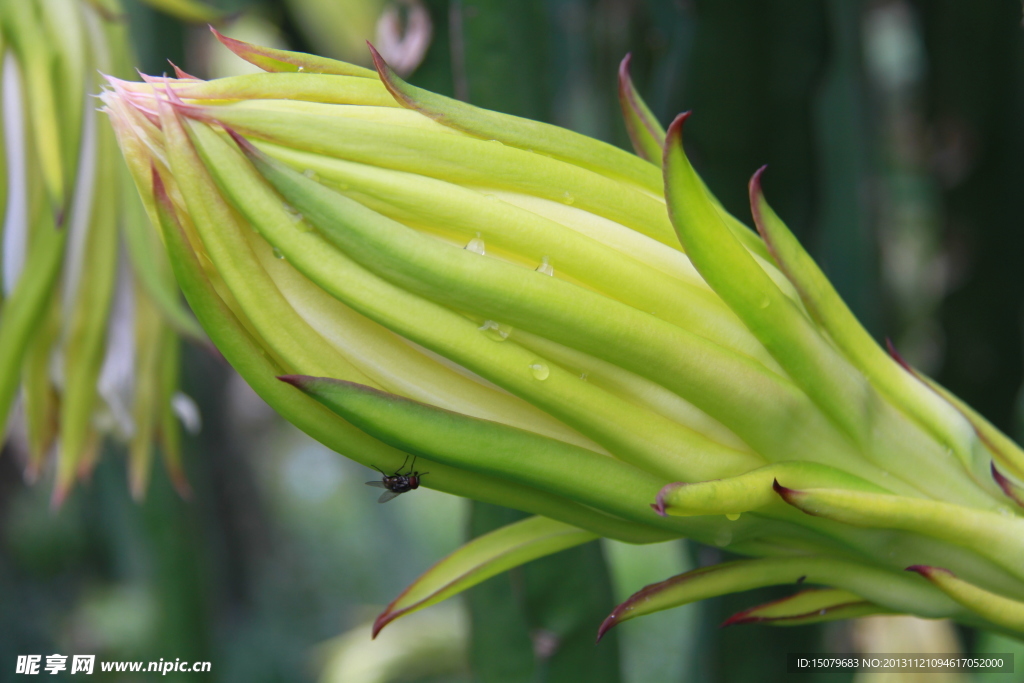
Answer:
373;515;597;636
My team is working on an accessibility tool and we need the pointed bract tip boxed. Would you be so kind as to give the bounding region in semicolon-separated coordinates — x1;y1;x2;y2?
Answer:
372;610;396;639
618;53;633;83
749;165;768;199
772;477;796;500
990;462;1024;506
748;165;772;245
992;461;1010;488
652;482;684;517
169;61;200;80
906;564;954;579
224;126;261;158
596;613;618;643
665;111;693;143
276;374;315;389
367;41;388;73
151;165;170;204
720;609;756;628
885;338;914;373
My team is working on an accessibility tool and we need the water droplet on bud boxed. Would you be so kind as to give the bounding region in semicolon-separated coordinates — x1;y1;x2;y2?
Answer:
479;320;511;341
759;298;771;309
714;529;732;547
561;191;575;205
529;362;550;380
302;169;319;181
725;513;741;521
272;247;286;260
536;256;554;276
465;233;485;255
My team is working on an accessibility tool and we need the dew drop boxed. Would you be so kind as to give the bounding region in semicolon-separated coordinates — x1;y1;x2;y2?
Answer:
272;246;286;260
561;191;575;205
759;298;771;309
725;513;741;521
479;320;511;341
465;233;486;255
536;256;554;276
529;362;550;380
302;168;319;181
714;529;732;547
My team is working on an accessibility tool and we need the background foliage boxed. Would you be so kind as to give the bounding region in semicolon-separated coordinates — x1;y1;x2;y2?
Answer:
3;0;1024;681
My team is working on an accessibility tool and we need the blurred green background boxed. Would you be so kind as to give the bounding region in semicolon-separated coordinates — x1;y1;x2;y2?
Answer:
4;0;1024;681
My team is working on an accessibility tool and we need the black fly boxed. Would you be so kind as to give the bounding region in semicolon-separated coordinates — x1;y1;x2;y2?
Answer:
365;455;428;503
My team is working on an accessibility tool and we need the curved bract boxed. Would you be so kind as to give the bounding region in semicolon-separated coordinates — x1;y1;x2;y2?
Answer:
103;31;1024;640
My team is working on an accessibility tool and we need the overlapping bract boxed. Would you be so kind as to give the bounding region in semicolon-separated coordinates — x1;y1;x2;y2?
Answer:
0;0;208;504
104;33;1024;639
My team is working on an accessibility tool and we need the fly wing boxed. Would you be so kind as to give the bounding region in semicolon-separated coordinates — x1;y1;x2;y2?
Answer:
377;489;402;503
366;480;388;488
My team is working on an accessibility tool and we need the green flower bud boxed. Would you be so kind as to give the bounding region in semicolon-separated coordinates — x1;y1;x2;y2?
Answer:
105;33;1024;639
